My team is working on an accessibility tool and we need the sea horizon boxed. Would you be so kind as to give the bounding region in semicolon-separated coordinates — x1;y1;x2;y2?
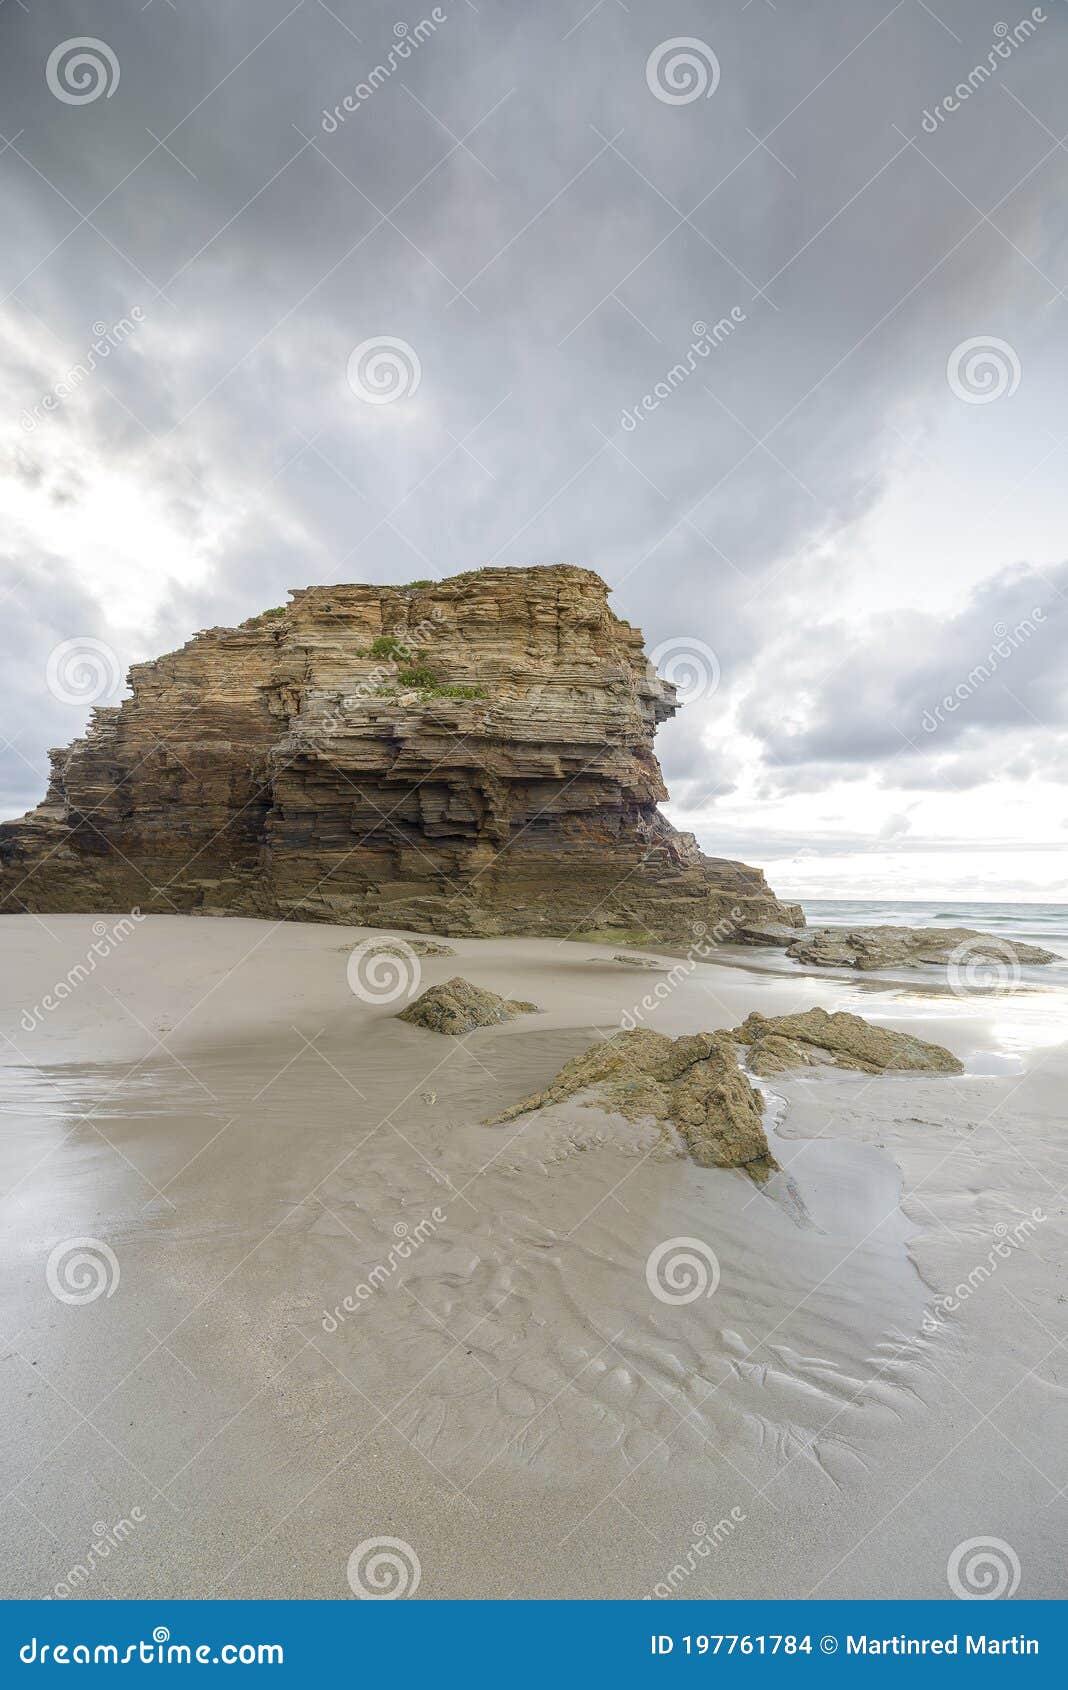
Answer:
795;896;1068;957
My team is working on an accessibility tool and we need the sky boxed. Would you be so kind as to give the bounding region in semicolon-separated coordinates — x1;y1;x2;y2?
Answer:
1;0;1066;902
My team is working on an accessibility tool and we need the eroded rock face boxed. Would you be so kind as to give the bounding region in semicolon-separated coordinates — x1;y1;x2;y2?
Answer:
730;1008;963;1076
489;1028;777;1178
0;566;801;943
787;926;1057;970
397;977;539;1035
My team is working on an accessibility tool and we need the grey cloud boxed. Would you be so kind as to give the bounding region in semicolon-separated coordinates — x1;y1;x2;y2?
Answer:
739;560;1068;790
0;550;126;812
1;0;1067;819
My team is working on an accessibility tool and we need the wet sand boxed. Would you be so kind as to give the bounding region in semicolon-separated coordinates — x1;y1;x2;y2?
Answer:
0;914;1065;1599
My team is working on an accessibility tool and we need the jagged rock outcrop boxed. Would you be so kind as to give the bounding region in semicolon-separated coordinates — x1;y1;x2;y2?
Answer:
489;1028;777;1178
786;926;1057;970
730;1008;963;1076
398;977;539;1035
0;566;802;942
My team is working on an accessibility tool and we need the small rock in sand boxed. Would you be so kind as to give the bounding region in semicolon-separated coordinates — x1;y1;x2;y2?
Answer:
398;976;540;1036
340;936;455;958
729;1007;963;1076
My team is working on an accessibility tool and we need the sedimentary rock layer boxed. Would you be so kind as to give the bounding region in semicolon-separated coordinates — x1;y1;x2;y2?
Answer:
0;565;802;942
787;926;1057;970
729;1008;963;1076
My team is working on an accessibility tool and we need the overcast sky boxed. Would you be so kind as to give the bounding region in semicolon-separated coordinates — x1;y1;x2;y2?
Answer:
2;0;1066;901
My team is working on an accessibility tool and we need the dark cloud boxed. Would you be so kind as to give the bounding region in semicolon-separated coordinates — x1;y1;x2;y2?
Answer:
1;0;1066;821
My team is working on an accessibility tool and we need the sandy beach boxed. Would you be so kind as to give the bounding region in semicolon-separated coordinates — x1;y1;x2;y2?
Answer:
1;913;1064;1601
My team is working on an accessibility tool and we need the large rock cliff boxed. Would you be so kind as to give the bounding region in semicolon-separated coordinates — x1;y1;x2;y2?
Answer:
0;566;801;942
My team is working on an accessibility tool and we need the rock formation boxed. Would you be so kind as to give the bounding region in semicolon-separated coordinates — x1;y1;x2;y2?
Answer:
0;566;802;942
489;1028;777;1179
730;1008;963;1076
398;977;539;1035
786;926;1057;970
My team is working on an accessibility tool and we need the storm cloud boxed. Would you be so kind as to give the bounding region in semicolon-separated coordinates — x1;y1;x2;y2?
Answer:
2;0;1066;857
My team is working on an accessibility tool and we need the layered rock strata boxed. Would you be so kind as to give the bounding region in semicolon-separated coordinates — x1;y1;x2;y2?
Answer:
0;566;802;942
730;1008;963;1076
786;926;1057;970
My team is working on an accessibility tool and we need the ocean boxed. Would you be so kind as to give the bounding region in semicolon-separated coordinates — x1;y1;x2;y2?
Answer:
799;899;1068;961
